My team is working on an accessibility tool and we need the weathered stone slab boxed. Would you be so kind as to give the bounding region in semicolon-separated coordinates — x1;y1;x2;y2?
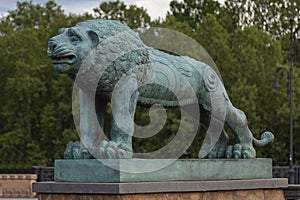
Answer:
54;159;272;183
33;178;287;194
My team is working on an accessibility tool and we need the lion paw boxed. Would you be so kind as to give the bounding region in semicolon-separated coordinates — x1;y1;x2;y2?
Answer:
98;140;133;159
206;146;226;158
206;144;256;159
64;141;94;159
226;144;256;159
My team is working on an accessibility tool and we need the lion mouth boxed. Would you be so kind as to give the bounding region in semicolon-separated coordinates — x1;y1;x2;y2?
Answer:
49;54;77;65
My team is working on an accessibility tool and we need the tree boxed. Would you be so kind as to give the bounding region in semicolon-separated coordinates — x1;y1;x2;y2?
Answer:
0;27;49;168
168;0;236;33
93;0;151;29
224;0;300;37
169;0;221;28
0;1;82;167
228;27;289;164
164;0;300;165
0;0;153;167
0;0;298;167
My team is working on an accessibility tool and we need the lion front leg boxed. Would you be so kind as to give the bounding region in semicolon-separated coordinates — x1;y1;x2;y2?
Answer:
65;89;106;159
98;74;138;159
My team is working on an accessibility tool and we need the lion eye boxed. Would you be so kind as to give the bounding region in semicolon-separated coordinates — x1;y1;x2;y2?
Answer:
68;29;81;42
70;35;80;42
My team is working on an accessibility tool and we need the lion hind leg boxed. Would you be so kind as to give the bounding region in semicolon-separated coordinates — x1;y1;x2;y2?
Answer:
225;105;256;158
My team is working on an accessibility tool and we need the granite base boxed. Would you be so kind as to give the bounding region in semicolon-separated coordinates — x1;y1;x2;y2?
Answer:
54;159;273;182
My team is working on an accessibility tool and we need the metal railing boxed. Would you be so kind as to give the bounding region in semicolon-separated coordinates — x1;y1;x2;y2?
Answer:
31;166;54;182
273;166;300;184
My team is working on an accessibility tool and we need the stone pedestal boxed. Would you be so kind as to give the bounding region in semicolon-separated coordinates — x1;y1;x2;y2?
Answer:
33;159;288;200
33;179;287;200
54;159;272;182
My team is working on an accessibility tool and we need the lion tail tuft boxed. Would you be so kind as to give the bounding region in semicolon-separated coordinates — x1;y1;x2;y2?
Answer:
253;131;275;147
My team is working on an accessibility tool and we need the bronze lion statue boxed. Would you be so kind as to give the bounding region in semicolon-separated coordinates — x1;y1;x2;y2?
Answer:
47;19;274;159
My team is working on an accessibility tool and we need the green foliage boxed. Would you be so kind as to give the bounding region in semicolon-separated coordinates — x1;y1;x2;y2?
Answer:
169;0;222;29
194;14;233;76
93;0;151;28
228;28;286;163
0;1;80;167
224;0;300;37
168;0;236;33
164;0;300;165
0;0;299;168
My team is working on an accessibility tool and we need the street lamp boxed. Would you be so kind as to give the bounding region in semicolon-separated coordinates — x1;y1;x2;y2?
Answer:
272;17;295;184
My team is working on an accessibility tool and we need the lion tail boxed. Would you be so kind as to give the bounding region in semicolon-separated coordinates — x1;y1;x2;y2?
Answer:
253;131;275;147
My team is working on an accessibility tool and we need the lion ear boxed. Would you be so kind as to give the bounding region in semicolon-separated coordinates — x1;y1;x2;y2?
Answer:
87;30;99;48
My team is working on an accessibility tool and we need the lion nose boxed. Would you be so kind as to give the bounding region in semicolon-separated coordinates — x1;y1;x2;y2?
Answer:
48;40;57;52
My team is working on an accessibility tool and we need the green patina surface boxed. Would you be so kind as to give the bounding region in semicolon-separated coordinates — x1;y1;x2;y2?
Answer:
55;159;272;183
48;19;275;159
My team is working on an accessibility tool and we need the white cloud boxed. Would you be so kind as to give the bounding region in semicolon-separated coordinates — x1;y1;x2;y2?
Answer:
0;1;17;13
0;0;173;20
59;0;103;15
60;0;174;19
0;0;224;20
124;0;173;20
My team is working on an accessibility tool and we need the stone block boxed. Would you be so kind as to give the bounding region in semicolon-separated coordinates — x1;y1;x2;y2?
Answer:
55;159;272;182
0;174;37;198
33;179;287;200
33;178;287;194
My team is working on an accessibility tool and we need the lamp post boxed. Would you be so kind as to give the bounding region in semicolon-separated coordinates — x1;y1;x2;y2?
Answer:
272;17;295;184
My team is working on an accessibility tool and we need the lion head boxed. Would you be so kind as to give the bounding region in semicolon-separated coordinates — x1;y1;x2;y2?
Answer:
47;19;150;93
47;24;98;74
47;19;137;75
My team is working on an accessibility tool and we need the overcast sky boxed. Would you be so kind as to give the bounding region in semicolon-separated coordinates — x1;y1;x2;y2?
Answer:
0;0;183;20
